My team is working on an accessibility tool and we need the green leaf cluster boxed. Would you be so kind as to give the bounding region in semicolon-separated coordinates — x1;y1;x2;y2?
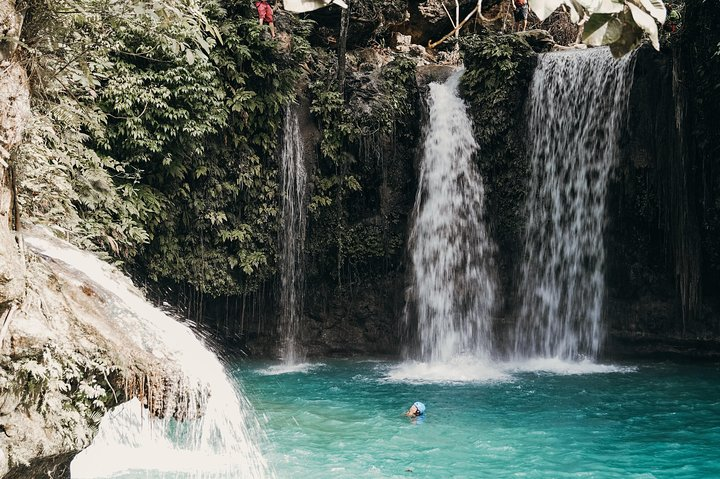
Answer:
307;54;418;283
459;33;536;265
16;0;312;295
0;344;116;450
528;0;667;56
460;33;536;148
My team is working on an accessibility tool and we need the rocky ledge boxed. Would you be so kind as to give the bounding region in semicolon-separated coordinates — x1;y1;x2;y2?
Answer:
0;229;211;478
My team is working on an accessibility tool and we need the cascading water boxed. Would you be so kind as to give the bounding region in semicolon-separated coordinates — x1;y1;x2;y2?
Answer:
514;48;636;361
278;106;308;365
404;70;498;365
22;232;272;479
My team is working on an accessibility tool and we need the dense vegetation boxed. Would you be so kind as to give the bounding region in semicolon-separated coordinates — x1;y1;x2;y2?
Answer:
17;0;311;296
14;0;424;306
307;53;418;286
459;32;536;313
10;0;718;349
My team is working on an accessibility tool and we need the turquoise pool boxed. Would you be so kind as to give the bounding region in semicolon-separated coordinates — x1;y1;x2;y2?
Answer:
236;359;720;479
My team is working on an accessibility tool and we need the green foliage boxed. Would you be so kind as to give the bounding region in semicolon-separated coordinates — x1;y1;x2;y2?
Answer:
460;33;535;147
528;0;667;56
307;54;418;282
16;0;313;295
15;0;162;257
459;33;536;283
0;344;116;449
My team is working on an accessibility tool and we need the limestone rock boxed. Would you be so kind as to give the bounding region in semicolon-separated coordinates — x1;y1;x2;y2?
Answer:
515;29;556;53
416;64;457;87
391;31;412;48
0;229;213;476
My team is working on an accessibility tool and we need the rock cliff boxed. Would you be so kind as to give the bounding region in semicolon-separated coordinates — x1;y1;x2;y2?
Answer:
0;3;216;476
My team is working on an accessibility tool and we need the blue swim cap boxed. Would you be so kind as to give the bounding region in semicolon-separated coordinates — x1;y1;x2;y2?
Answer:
413;401;426;415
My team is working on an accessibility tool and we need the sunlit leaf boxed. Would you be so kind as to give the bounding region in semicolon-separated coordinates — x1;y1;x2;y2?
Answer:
594;0;625;14
627;1;660;50
582;13;623;45
528;0;564;22
636;0;666;23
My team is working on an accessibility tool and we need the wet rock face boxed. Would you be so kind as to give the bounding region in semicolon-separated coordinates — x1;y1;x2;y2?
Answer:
605;40;720;354
1;452;74;479
415;63;456;86
604;47;679;342
459;35;720;357
303;275;406;356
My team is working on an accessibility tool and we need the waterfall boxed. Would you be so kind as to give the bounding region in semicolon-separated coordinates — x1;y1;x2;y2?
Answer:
278;106;307;364
21;232;272;479
514;48;636;361
405;70;498;364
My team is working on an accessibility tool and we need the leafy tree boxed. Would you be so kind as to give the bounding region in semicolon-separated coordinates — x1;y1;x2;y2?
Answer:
529;0;667;55
16;0;312;295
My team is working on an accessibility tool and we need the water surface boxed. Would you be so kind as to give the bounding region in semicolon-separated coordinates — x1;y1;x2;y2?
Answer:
238;360;720;479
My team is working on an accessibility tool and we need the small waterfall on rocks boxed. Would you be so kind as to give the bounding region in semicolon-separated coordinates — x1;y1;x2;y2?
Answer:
278;106;308;365
403;70;499;371
514;48;636;361
22;233;272;479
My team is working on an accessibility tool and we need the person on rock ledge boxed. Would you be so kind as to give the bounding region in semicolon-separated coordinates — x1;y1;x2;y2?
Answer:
512;0;529;32
255;0;276;38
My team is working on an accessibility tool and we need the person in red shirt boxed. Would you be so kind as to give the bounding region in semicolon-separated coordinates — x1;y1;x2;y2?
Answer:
512;0;529;32
255;0;276;38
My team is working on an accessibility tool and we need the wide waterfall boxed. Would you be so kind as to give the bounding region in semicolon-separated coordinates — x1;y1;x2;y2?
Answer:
278;106;308;364
514;48;636;361
404;70;498;365
21;233;272;479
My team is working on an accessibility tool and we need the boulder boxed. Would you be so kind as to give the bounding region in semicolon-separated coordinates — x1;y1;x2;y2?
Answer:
515;29;556;53
416;63;457;86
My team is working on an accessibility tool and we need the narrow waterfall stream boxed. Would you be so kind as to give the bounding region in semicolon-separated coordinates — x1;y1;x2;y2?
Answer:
514;48;636;361
403;70;499;370
278;106;307;365
22;233;272;479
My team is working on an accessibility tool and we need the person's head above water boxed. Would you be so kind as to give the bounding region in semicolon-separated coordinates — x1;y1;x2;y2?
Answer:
406;401;425;417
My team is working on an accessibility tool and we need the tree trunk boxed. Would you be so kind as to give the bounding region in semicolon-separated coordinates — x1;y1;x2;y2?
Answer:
0;0;29;322
337;3;350;95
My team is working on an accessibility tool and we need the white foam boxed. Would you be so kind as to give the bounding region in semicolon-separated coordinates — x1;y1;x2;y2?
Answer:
503;357;638;375
259;362;325;376
73;399;264;478
385;356;511;384
384;356;637;383
22;230;272;479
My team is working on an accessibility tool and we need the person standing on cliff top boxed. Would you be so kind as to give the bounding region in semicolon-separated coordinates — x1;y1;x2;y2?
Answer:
512;0;529;32
255;0;276;38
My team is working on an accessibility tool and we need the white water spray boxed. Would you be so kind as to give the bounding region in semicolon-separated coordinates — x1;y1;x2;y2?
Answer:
514;48;636;361
22;232;272;479
404;70;498;366
278;106;308;365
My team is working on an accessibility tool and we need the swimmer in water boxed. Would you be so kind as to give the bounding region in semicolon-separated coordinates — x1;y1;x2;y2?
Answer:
405;401;425;417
